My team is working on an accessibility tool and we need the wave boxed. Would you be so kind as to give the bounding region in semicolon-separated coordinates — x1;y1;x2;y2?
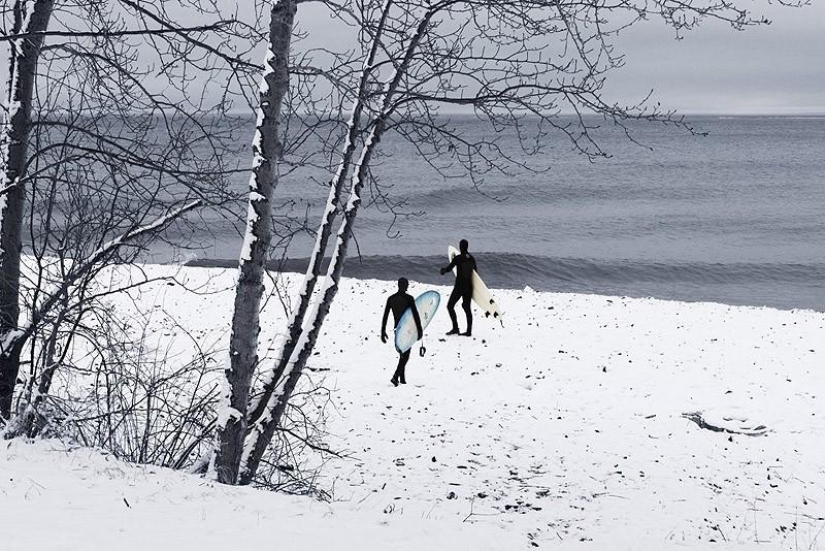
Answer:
187;253;825;311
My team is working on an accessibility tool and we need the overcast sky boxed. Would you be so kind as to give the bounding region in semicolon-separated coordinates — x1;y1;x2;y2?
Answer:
603;2;825;114
1;1;822;115
293;0;825;115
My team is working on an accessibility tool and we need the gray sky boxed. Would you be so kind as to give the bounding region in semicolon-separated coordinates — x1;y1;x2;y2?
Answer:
292;0;824;115
603;2;825;114
1;1;822;115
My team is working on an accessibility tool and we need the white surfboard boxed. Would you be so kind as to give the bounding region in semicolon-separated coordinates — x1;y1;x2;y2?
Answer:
447;245;504;324
395;290;441;353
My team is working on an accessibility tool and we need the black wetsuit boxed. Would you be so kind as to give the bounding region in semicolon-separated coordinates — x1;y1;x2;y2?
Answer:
382;291;422;385
443;252;476;334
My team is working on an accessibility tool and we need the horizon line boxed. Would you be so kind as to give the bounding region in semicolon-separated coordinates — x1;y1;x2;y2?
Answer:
223;109;825;118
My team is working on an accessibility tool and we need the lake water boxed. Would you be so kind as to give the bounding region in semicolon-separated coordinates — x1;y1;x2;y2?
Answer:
183;115;825;311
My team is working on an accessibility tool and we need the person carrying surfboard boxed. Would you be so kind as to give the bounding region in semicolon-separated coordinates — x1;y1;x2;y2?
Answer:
381;277;423;387
440;238;476;337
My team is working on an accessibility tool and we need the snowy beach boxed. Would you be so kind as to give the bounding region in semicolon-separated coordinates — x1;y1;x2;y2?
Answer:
2;264;824;550
3;0;823;548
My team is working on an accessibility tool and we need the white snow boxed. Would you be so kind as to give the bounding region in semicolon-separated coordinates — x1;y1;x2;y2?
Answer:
0;86;17;257
0;1;35;256
2;263;824;550
241;46;276;266
215;402;243;428
94;201;202;260
1;439;505;551
239;200;260;264
0;327;24;356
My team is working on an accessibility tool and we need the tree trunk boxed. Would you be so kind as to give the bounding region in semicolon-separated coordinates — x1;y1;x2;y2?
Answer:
239;5;432;484
245;0;396;429
0;0;55;420
239;120;390;484
209;0;297;484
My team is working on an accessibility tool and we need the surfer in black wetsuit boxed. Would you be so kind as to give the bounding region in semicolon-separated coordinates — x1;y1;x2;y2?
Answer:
440;239;476;337
381;277;423;387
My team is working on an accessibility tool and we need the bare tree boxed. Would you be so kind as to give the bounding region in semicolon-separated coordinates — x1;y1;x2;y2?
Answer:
0;0;263;423
210;0;298;485
0;0;55;420
211;0;396;485
218;0;809;485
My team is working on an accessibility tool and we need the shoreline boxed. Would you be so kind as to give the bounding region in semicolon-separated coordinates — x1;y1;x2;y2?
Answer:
182;256;825;314
3;261;824;548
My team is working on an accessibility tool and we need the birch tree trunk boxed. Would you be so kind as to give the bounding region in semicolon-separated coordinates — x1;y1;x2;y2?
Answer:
234;0;766;484
210;0;297;484
245;0;395;428
239;124;384;485
0;0;54;420
239;9;433;484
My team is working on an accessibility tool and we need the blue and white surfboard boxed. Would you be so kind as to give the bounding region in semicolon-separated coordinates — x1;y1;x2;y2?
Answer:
394;290;441;353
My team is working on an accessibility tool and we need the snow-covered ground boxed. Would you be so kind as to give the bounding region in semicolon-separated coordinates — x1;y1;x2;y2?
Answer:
2;265;824;550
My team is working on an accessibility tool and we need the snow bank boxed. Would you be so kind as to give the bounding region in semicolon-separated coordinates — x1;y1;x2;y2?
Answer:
0;439;505;550
2;263;823;549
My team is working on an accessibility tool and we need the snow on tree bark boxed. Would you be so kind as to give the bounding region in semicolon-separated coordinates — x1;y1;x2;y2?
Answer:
0;0;55;420
210;0;297;484
239;7;432;483
245;0;396;429
232;0;773;483
239;128;382;484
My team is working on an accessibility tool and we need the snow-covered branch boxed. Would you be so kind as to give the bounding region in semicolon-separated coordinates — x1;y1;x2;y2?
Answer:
245;0;396;430
1;200;203;359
